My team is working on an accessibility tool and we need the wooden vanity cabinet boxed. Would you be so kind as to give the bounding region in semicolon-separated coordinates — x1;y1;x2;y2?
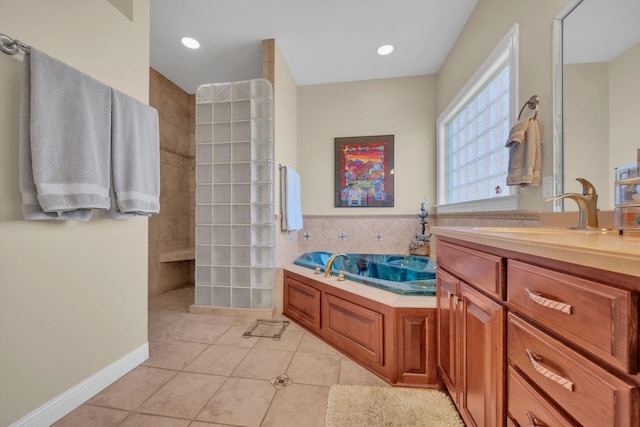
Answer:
507;260;639;427
436;242;507;427
436;267;459;399
435;234;640;427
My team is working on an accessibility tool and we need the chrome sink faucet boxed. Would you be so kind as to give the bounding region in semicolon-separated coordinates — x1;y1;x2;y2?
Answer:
325;253;350;278
545;177;600;229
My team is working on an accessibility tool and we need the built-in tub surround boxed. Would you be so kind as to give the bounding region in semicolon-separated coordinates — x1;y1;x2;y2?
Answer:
283;264;438;387
193;79;275;312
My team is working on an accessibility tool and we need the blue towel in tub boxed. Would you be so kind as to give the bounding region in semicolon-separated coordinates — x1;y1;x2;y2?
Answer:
19;48;111;220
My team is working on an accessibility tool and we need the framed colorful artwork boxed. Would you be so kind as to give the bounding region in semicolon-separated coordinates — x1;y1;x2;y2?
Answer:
334;135;394;207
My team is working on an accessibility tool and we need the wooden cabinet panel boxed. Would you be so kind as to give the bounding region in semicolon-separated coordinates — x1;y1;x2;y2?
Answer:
435;234;640;426
508;313;640;427
460;282;506;427
507;366;577;427
397;308;437;386
283;275;321;331
436;267;459;398
283;270;436;387
437;240;505;300
507;259;638;373
323;293;385;367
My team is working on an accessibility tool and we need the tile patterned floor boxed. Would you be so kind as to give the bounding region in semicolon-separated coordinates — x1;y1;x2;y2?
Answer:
54;286;388;426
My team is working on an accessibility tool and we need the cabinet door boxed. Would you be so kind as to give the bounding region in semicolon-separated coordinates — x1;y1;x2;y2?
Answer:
396;308;437;387
323;293;385;367
436;268;459;399
460;282;506;427
283;275;321;332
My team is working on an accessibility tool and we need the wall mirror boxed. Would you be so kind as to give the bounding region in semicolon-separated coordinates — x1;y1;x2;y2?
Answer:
554;0;640;211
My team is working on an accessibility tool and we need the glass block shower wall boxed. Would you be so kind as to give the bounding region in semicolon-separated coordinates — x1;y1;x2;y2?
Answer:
194;79;275;309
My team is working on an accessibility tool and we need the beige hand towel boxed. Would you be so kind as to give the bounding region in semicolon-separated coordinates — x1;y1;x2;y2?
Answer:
506;118;542;186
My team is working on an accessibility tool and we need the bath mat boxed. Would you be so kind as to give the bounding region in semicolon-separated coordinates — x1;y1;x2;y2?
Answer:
242;319;289;339
325;385;463;427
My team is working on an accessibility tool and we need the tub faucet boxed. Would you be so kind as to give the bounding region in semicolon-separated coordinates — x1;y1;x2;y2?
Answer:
325;253;350;278
545;177;600;229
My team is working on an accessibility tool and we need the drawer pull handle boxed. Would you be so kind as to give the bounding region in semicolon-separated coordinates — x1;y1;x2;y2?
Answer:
525;288;572;314
526;411;543;427
526;349;574;391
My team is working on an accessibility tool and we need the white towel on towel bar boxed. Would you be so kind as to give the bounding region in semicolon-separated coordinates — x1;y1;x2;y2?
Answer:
281;166;303;231
19;48;111;221
105;88;160;218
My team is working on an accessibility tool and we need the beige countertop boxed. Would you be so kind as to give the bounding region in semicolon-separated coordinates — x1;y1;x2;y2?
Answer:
285;264;436;308
430;226;640;277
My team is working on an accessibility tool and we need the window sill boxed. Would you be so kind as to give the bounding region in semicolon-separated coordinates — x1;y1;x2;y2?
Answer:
434;194;519;214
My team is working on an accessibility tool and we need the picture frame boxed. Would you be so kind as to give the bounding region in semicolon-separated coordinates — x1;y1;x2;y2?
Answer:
334;135;394;207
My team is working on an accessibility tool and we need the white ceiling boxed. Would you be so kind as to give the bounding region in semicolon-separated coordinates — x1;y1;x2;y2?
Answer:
149;0;478;94
563;0;640;64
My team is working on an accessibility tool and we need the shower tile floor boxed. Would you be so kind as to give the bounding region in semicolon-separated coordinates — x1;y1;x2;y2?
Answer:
54;286;388;427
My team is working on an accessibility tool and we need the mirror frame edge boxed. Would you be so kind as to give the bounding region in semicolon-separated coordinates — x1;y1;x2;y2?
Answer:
552;0;583;211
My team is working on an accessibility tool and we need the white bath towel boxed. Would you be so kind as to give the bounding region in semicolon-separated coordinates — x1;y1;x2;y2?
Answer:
281;166;303;231
506;117;542;186
106;88;160;218
19;49;111;220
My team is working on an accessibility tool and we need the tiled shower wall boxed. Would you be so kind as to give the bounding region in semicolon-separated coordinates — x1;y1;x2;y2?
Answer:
148;68;195;298
195;79;275;309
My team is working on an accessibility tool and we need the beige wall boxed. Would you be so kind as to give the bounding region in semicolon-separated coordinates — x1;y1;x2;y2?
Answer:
274;42;299;266
563;62;610;209
609;42;640;186
298;75;437;215
273;42;298;316
562;41;640;210
0;0;150;425
437;0;570;211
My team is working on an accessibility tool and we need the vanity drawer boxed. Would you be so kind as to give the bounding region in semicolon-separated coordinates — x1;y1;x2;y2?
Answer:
507;259;637;373
436;240;504;300
508;313;640;427
507;366;577;427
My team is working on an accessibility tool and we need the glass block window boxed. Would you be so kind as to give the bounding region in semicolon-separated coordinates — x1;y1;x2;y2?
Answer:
437;24;519;212
445;64;509;204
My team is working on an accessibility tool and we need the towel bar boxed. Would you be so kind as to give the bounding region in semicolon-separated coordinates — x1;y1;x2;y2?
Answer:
518;95;539;120
0;32;30;56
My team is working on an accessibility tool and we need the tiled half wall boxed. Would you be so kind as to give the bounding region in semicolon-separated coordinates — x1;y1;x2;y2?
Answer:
294;210;542;257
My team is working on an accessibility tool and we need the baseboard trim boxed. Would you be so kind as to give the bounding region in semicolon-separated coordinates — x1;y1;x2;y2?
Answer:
9;343;149;427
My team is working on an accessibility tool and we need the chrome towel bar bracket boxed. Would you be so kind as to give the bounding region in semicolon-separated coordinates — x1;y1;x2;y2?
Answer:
0;32;30;56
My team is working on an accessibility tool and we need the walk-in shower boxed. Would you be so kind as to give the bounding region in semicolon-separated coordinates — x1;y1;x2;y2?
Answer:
194;79;275;309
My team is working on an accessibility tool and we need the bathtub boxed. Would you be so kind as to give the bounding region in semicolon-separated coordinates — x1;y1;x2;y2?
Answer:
293;251;436;296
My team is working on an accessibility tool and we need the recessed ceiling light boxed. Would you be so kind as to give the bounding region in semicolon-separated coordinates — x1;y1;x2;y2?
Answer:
181;37;200;49
377;44;394;56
